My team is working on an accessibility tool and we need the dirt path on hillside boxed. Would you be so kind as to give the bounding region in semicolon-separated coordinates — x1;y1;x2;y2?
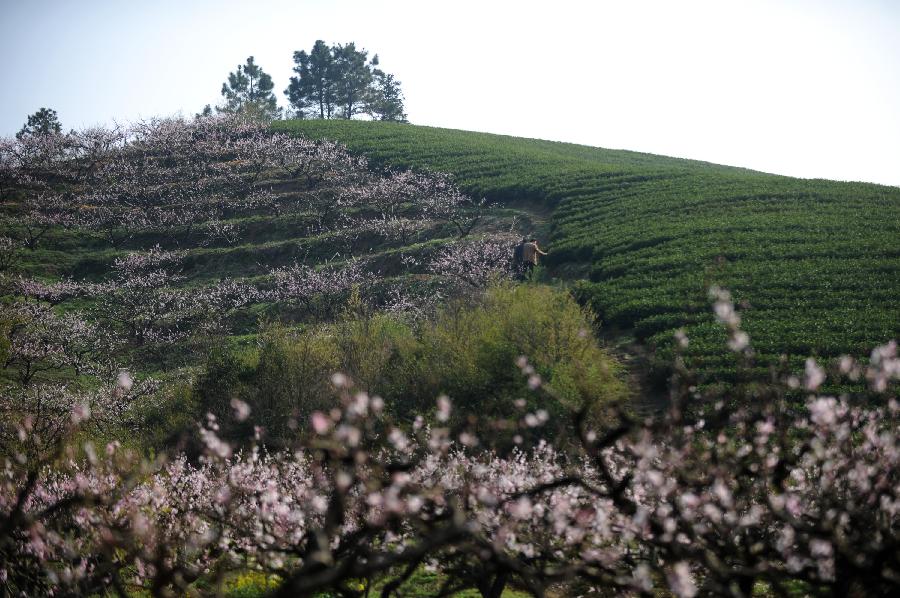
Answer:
601;332;670;415
505;199;668;413
502;199;553;242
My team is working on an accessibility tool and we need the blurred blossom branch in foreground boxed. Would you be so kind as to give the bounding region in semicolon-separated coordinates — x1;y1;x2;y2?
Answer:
0;293;897;597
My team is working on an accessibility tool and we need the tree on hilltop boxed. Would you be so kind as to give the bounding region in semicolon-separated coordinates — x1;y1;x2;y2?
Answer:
330;42;375;119
285;40;336;119
368;69;407;122
17;107;62;139
219;56;280;120
285;41;407;122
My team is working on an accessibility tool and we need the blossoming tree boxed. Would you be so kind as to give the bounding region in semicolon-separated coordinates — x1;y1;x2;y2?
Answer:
0;294;896;597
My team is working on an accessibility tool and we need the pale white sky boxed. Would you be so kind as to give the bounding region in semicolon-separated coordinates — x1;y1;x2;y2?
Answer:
2;0;899;186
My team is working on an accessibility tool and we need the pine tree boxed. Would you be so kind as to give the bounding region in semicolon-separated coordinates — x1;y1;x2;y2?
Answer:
285;41;406;122
17;108;62;139
368;70;407;122
330;43;374;119
285;40;335;119
219;56;280;120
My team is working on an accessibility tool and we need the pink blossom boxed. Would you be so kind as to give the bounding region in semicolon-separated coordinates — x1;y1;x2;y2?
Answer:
230;398;251;422
311;411;332;435
436;395;451;422
667;562;697;598
805;358;826;391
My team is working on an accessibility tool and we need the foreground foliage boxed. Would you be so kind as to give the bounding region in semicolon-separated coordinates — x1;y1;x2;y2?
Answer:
1;294;898;597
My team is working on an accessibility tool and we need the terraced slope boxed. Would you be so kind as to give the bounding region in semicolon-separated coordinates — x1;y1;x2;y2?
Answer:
276;120;900;382
2;120;532;368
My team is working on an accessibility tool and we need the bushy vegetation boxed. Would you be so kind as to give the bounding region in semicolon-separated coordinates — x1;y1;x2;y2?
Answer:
276;120;900;386
3;298;898;596
217;568;530;598
186;284;624;449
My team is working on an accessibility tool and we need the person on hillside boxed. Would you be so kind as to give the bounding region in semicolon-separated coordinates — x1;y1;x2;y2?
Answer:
512;237;527;276
522;238;547;278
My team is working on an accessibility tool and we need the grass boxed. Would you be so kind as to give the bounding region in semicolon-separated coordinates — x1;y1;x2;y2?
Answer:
275;120;900;386
216;567;532;598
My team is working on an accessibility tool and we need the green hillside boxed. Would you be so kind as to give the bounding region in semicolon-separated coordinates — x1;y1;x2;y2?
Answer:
275;120;900;384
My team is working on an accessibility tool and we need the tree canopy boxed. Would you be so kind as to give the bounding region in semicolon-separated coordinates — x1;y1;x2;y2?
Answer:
219;56;280;120
285;41;406;122
17;107;62;139
369;69;407;122
285;40;336;119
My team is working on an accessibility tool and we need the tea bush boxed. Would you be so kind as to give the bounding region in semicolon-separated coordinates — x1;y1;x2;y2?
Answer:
277;120;900;386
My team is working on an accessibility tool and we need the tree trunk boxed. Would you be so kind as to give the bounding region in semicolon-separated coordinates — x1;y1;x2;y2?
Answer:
478;571;508;598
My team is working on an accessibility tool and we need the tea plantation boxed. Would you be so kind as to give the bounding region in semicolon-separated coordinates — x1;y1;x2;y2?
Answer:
275;120;900;384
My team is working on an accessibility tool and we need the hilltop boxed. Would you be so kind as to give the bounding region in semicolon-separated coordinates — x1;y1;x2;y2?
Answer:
276;120;900;388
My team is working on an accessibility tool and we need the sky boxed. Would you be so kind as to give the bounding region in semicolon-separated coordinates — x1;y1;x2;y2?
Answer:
2;0;899;186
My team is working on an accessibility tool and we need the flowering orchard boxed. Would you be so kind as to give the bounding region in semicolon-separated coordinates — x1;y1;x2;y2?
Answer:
0;117;524;541
1;115;487;252
1;116;513;383
1;298;898;596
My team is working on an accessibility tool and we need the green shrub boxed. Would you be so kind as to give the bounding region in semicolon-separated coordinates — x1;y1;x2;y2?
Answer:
250;324;338;443
188;324;339;446
134;382;201;454
189;284;625;440
331;310;418;396
418;284;626;422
